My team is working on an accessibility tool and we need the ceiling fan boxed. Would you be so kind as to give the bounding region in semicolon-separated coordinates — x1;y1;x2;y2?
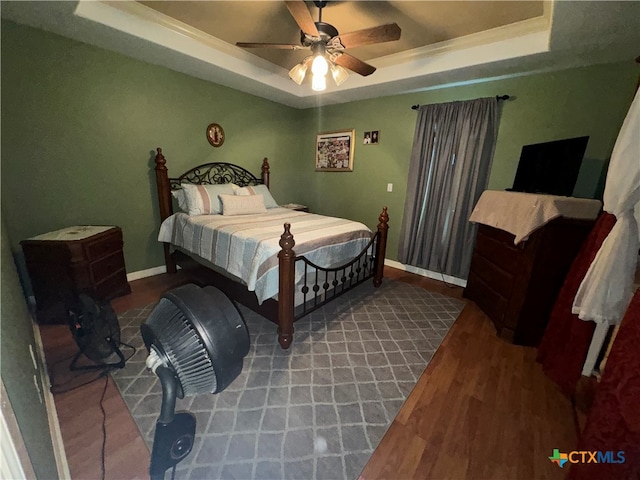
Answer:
236;0;401;91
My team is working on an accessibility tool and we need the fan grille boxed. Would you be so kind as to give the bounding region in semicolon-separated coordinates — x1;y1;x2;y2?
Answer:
145;298;217;396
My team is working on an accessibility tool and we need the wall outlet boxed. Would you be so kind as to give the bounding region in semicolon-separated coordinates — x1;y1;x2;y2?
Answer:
387;183;393;192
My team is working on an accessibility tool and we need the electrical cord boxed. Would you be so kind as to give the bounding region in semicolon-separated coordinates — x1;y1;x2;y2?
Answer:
99;373;109;480
435;255;458;289
51;371;110;394
51;342;137;479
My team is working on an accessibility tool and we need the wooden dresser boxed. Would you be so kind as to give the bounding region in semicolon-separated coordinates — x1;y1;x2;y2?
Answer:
464;219;594;346
21;226;131;324
463;191;601;347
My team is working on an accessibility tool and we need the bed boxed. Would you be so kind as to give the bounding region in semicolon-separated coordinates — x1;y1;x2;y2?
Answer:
153;148;389;349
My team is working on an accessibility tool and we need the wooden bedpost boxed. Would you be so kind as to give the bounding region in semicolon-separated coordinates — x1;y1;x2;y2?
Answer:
373;206;389;287
261;158;270;189
277;223;295;349
154;148;177;274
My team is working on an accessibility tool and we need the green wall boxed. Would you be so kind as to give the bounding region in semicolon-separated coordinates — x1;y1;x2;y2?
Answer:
1;217;59;479
1;20;305;273
2;19;638;273
295;64;639;260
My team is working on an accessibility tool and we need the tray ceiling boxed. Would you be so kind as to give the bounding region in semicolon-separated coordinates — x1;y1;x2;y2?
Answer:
2;1;639;108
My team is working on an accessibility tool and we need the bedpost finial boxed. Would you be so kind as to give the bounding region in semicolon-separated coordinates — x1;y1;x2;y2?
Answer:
155;147;166;168
279;222;295;256
262;158;270;173
378;206;389;228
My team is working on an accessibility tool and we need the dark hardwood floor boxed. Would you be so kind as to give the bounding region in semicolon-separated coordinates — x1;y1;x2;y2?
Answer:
39;267;577;479
39;270;191;480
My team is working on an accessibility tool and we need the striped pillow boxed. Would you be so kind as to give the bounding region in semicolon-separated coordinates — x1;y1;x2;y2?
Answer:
181;183;237;215
234;184;279;208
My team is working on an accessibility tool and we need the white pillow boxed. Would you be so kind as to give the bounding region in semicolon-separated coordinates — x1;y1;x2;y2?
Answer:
181;183;237;215
234;184;279;209
171;188;189;212
219;193;267;216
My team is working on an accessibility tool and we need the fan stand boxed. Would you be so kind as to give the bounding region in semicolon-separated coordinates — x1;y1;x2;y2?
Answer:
149;366;196;480
69;336;126;372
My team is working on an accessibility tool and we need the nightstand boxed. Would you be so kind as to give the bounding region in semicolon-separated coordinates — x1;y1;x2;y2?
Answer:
21;226;131;324
281;203;310;212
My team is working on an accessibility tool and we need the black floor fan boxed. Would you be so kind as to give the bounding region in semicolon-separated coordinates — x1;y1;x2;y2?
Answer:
67;293;126;371
141;283;250;480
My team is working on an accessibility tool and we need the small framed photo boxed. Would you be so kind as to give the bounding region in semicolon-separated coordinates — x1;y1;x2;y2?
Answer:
371;130;379;144
315;129;355;172
363;131;372;144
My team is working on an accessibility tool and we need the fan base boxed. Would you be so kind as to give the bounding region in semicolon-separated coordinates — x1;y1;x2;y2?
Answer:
69;339;125;371
150;412;196;480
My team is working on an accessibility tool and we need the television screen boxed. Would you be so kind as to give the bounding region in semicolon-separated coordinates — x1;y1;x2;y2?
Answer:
511;136;589;196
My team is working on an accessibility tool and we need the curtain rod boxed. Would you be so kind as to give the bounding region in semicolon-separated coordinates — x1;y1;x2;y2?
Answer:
411;95;510;110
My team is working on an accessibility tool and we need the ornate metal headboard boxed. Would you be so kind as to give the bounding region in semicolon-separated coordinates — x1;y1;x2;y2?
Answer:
154;146;270;222
169;162;266;190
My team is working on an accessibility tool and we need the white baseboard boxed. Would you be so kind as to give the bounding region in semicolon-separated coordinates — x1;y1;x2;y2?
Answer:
384;259;468;288
126;265;167;282
32;323;71;480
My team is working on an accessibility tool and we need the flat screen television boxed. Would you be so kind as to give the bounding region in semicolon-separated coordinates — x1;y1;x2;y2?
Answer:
511;136;589;196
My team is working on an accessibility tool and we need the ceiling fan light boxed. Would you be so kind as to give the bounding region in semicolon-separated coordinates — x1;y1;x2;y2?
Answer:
331;64;349;86
288;62;308;85
312;74;327;92
311;54;329;76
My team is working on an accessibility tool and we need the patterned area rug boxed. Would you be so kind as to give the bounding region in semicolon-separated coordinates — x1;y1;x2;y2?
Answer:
112;280;465;480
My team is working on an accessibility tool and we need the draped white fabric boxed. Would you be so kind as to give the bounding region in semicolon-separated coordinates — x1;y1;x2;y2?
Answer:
572;90;640;324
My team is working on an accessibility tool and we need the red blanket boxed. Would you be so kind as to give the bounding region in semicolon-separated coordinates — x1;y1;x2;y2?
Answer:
568;288;640;479
537;212;616;395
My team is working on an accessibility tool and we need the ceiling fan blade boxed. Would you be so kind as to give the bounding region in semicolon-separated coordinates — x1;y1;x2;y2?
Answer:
284;0;320;37
334;53;376;76
236;42;303;50
336;23;401;49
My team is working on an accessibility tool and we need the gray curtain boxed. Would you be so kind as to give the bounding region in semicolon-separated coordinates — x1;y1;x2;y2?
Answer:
398;97;498;279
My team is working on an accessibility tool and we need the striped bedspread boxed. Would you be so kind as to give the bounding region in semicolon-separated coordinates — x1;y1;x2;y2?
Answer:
158;208;373;303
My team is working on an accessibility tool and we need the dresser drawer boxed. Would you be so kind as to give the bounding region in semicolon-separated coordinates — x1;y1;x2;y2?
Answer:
474;226;522;274
90;250;127;283
95;269;130;299
469;252;515;298
22;242;70;264
84;232;123;260
465;271;507;328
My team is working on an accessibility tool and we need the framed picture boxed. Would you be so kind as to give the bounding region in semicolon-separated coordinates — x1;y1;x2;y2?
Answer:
371;130;379;144
315;129;355;172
